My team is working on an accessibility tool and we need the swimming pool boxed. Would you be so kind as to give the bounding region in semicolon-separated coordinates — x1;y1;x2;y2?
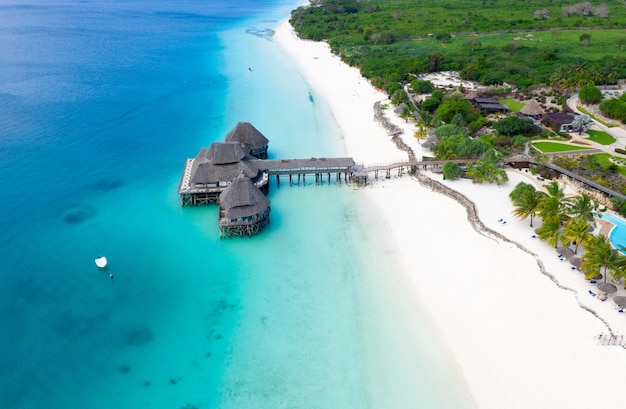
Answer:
599;213;626;253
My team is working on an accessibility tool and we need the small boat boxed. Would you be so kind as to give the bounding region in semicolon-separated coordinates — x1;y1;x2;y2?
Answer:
95;256;108;269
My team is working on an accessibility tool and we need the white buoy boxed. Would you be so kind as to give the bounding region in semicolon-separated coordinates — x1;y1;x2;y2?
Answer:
95;256;108;268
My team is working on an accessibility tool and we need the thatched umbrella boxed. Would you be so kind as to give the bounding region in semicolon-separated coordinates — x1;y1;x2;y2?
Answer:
613;296;626;308
557;247;575;258
597;282;618;294
570;257;582;268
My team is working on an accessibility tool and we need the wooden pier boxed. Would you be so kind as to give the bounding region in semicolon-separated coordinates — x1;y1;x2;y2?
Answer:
257;157;355;186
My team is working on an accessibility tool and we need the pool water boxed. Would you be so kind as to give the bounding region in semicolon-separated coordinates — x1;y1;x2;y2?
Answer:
599;213;626;253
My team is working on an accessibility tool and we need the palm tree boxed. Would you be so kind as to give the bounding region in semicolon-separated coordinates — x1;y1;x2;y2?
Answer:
582;235;623;281
511;185;543;227
537;216;563;248
538;181;566;220
561;217;591;254
550;65;570;91
566;193;597;227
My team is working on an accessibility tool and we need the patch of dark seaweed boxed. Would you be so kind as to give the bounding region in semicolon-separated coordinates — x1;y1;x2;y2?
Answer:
63;205;97;224
94;179;123;192
143;381;151;387
119;365;131;374
125;326;154;346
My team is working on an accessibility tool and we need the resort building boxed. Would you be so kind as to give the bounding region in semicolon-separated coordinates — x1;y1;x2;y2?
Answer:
546;112;578;133
224;121;270;159
182;141;269;205
519;99;544;121
218;172;271;237
472;97;509;114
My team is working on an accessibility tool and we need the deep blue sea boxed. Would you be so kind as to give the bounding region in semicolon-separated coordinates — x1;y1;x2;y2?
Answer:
0;1;476;408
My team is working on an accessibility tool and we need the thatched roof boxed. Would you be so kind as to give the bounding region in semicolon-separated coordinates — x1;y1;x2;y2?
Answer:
504;153;531;163
191;160;259;186
394;102;408;113
520;99;544;116
219;173;270;219
464;91;479;101
224;122;269;150
190;142;259;185
421;134;440;149
445;89;465;99
207;142;247;165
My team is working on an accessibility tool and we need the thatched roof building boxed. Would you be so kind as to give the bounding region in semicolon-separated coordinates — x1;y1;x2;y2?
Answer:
224;122;269;159
504;153;532;169
218;173;271;237
472;97;509;113
464;91;479;101
519;99;544;119
190;142;262;188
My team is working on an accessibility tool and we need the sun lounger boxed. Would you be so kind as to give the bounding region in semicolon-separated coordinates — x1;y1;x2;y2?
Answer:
589;290;596;296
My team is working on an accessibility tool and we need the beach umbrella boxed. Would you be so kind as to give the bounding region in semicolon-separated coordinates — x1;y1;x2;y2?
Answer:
597;282;618;294
557;247;575;258
570;257;582;268
614;296;626;308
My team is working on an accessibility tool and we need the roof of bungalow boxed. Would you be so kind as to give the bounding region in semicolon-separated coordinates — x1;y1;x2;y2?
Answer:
546;112;576;126
190;142;260;185
219;173;270;219
504;153;532;163
224;122;269;150
473;97;500;104
520;99;544;116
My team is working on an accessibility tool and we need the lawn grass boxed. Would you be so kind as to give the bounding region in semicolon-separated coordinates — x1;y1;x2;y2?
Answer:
500;98;525;113
576;105;614;127
532;141;592;153
590;153;626;176
586;130;616;145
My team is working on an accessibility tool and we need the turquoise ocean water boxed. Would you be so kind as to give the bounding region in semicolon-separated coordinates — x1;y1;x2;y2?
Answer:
0;1;476;407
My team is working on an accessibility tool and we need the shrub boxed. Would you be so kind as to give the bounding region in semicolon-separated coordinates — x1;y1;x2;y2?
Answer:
578;84;603;105
599;99;626;122
493;116;535;136
411;79;434;94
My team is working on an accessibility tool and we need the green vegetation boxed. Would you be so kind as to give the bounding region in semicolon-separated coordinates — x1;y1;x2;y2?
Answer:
290;0;626;92
442;161;463;180
586;130;616;145
532;141;591;153
589;153;626;176
578;84;603;105
493;116;535;136
499;98;525;113
599;94;626;123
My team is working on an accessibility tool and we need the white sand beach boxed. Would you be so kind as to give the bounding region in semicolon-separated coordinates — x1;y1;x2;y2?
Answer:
275;20;626;408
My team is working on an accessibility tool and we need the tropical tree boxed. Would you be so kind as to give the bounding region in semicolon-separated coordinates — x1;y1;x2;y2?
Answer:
538;181;566;221
570;114;593;134
464;160;508;184
509;182;543;227
537;216;563;248
582;234;624;281
442;161;463;180
566;193;597;226
561;217;591;254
